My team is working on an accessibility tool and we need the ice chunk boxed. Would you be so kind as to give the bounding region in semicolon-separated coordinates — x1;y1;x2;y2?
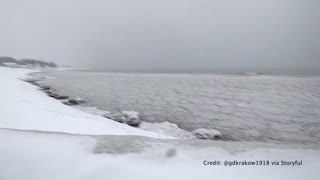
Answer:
104;111;141;127
103;112;126;123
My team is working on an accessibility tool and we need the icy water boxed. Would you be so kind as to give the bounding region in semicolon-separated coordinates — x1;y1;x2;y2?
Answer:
41;71;320;144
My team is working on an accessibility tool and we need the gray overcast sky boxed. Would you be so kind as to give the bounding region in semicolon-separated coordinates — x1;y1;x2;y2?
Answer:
0;0;319;70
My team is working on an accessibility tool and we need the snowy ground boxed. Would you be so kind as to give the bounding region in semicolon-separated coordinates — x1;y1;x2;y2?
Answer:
1;67;320;180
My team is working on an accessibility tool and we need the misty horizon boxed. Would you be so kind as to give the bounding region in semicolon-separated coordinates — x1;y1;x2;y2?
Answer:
1;0;319;71
2;55;320;75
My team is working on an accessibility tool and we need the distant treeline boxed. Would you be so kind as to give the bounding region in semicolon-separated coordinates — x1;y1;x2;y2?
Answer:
0;56;57;68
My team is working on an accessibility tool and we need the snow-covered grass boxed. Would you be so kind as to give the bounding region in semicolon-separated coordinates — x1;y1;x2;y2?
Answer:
1;67;320;180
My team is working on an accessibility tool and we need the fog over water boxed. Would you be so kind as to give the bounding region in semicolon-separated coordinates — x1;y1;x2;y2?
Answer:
1;0;320;72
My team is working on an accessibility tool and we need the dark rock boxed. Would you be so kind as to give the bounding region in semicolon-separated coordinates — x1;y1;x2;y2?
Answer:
46;90;69;100
62;100;72;105
38;84;52;91
24;79;39;86
64;97;86;105
55;94;69;100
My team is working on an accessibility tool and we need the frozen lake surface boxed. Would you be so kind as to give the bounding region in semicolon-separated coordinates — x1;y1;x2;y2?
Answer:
41;71;320;144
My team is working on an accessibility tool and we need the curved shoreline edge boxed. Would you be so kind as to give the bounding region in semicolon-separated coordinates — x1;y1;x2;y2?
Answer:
0;67;171;139
28;69;224;141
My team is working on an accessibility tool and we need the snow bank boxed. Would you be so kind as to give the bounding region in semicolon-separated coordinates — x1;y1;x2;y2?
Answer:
0;67;169;138
0;129;319;180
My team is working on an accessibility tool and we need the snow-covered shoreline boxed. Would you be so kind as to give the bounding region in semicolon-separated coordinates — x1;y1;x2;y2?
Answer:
0;67;169;138
1;67;320;180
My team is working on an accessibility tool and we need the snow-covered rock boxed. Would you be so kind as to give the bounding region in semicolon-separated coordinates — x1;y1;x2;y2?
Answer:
103;112;126;123
192;128;222;140
122;111;141;127
103;111;141;127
